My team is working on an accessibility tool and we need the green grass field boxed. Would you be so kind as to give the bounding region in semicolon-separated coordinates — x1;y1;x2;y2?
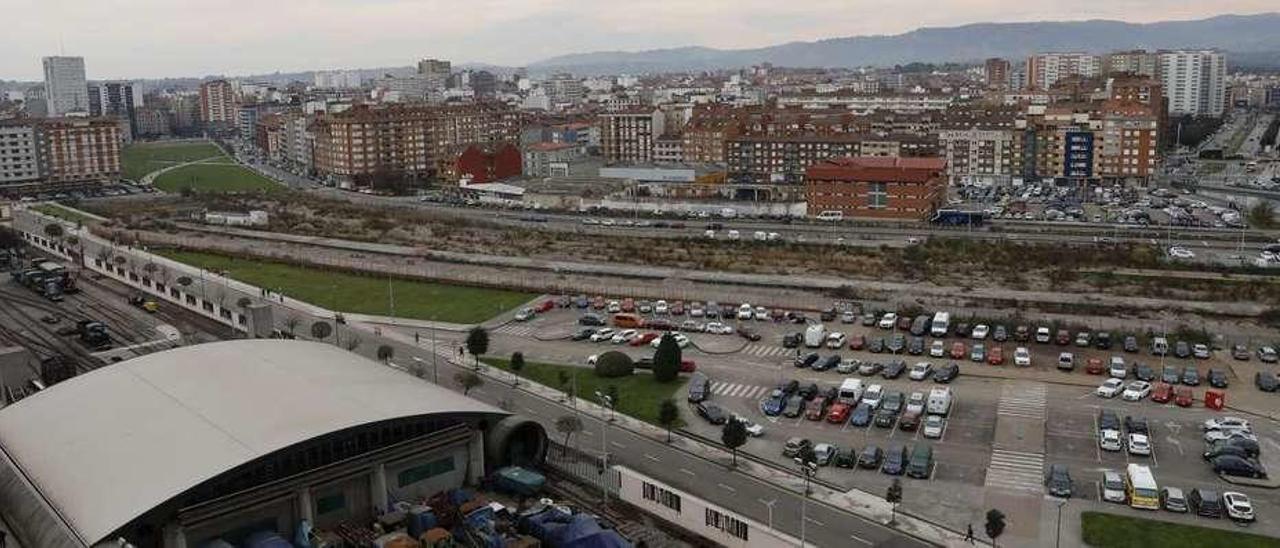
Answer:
122;141;226;181
31;204;97;225
158;250;537;324
1081;511;1280;548
484;357;686;426
152;163;281;193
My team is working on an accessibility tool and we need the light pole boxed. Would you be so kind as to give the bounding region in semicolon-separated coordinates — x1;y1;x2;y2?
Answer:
758;498;776;532
797;458;817;548
594;391;614;506
1055;499;1067;548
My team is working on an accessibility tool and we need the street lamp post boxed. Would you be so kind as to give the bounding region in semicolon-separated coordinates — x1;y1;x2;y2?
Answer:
1055;499;1067;548
798;459;817;548
759;498;776;532
594;391;614;506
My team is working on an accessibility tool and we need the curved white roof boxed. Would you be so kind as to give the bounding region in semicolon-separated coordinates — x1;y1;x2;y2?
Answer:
0;340;503;546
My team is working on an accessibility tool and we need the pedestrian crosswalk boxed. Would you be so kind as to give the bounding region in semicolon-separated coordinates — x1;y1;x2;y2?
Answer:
741;344;793;358
997;382;1047;420
495;323;537;337
984;449;1045;494
710;381;770;400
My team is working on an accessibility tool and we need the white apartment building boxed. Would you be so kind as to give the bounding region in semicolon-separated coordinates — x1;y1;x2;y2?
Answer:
0;124;43;185
43;56;89;117
775;93;953;113
1027;53;1101;90
1159;50;1227;117
937;128;1017;186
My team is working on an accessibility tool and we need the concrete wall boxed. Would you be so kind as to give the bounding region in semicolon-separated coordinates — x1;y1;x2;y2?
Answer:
384;446;468;504
614;465;800;548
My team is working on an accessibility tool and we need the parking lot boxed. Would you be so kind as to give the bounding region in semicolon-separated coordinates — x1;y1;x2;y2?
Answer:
483;297;1280;537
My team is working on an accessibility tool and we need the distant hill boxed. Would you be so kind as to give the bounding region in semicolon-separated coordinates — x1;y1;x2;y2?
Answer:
529;13;1280;74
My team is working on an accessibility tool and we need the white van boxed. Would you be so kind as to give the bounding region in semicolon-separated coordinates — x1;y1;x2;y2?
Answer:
804;323;827;348
704;229;716;239
720;208;738;219
816;210;844;222
838;378;865;404
931;311;950;337
1151;336;1169;356
927;387;952;416
753;231;768;242
727;230;740;240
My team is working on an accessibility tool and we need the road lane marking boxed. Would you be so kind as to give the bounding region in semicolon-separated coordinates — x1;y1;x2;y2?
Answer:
611;441;626;449
849;534;872;545
680;468;695;476
644;453;660;462
718;483;737;492
805;517;825;527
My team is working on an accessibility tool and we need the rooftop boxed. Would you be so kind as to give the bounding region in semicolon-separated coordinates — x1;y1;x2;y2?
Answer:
806;156;947;183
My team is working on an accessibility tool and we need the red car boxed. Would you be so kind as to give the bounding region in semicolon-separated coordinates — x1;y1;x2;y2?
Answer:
680;359;696;373
536;299;556;313
630;332;660;347
1085;358;1105;375
848;334;866;350
826;402;851;424
592;296;606;310
1150;382;1172;403
1174;387;1194;407
950;342;967;359
621;298;635;313
671;301;685;315
987;346;1004;365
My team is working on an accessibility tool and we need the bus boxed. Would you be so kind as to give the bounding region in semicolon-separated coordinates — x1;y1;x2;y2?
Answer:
1245;161;1258;173
1126;464;1160;510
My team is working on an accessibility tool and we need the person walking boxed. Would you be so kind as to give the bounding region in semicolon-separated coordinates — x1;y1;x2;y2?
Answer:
964;523;975;544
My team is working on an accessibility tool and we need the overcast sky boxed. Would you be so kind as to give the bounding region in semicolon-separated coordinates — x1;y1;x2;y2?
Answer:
3;0;1275;80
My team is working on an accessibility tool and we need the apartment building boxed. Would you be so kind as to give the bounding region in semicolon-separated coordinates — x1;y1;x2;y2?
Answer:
135;107;171;137
1027;53;1101;90
805;157;947;220
0;123;44;186
599;109;664;164
523;142;584;177
653;135;684;164
89;82;142;134
775;93;953;113
310;103;520;183
726;133;937;185
1159;50;1227;117
38;117;122;184
1097;101;1159;181
1105;50;1159;78
985;58;1011;90
937;128;1018;185
199;80;236;125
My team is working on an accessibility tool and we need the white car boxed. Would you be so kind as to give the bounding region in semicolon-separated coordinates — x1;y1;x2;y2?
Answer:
970;324;990;340
1168;246;1195;259
922;415;945;439
704;322;734;335
862;384;884;409
906;392;926;415
826;332;847;349
908;362;933;380
1203;429;1257;444
607;300;622;313
737;304;754;320
590;328;615;342
654;300;669;315
841;310;857;323
878;312;898;329
653;333;691;348
1127;433;1151;456
1204;417;1251;431
1122;381;1152;401
732;414;765;437
1223;492;1255;522
837;359;859;374
1099;429;1123;451
1096;378;1124;398
514;308;535;321
1101;470;1127;503
1108;356;1127;378
611;329;637;344
930;340;946;358
755;306;768;320
1014;347;1031;367
1192;343;1210;359
689;304;705;317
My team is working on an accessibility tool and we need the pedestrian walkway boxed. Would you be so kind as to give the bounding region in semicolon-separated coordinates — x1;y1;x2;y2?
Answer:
996;382;1047;420
710;381;769;400
741;343;792;358
495;323;537;337
983;449;1045;494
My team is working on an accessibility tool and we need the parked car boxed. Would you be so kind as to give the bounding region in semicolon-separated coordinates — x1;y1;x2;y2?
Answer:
1122;381;1152;401
887;334;906;354
857;445;883;469
1134;363;1155;382
1259;346;1278;363
987;346;1004;365
881;444;908;475
1124;415;1149;435
1193;344;1211;359
1161;487;1188;513
1014;325;1030;342
761;390;787;416
1174;341;1192;359
1108;356;1127;379
1057;352;1075;371
1174;386;1194;407
969;344;986;363
1014;347;1031;367
1074;331;1091;347
1046;464;1072;498
1232;344;1251;361
1207;369;1228;389
571;328;596;341
971;324;990;340
906;444;934;479
1182;366;1200;386
1101;470;1127;503
933;363;959;383
909;362;933;381
783;395;806;418
1099;429;1123;451
848;334;866;350
1034;326;1051;343
929;340;945;357
1189;488;1223;518
1204;417;1251;431
858;361;883;376
922;415;945;438
949;342;966;359
907;337;925;355
826;402;852;424
1256;371;1279;392
1123;336;1139;353
1127;433;1152;456
1097;379;1124;398
1161;365;1180;384
878;312;898;329
881;360;906;379
850;402;874;426
687;372;711;402
1150;382;1173;403
992;325;1008;342
783;437;813;458
696;402;729;425
1094;332;1112;350
1223;492;1255;522
738;326;761;342
867;338;886;353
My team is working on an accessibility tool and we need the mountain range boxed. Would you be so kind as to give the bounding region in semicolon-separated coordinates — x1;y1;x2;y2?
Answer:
529;13;1280;74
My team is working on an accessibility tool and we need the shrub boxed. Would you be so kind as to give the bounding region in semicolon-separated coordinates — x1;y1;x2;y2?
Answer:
594;351;635;378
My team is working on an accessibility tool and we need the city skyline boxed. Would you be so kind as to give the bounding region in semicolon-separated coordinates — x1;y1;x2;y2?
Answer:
0;1;1276;80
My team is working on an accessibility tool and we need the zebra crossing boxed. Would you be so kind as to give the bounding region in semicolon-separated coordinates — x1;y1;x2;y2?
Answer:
984;449;1046;494
710;381;770;400
996;381;1048;420
494;323;537;337
741;344;793;359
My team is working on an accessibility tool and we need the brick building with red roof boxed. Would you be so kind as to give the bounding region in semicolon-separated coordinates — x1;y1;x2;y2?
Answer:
804;157;947;220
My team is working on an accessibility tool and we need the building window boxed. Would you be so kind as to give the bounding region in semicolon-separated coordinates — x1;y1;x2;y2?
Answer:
397;456;456;487
868;183;888;209
642;481;682;513
316;493;346;515
706;508;750;541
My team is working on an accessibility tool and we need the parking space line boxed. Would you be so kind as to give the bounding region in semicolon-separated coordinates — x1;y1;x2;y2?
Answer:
805;517;825;527
849;534;872;546
680;468;695;476
611;441;626;449
718;483;737;493
644;453;660;462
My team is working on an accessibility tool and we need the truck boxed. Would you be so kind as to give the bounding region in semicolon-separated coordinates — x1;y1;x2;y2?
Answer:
930;312;951;337
75;320;112;351
804;323;827;348
930;209;985;227
927;387;952;416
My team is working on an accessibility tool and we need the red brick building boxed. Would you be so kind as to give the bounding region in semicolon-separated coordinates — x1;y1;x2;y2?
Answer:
448;143;522;184
804;157;947;220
